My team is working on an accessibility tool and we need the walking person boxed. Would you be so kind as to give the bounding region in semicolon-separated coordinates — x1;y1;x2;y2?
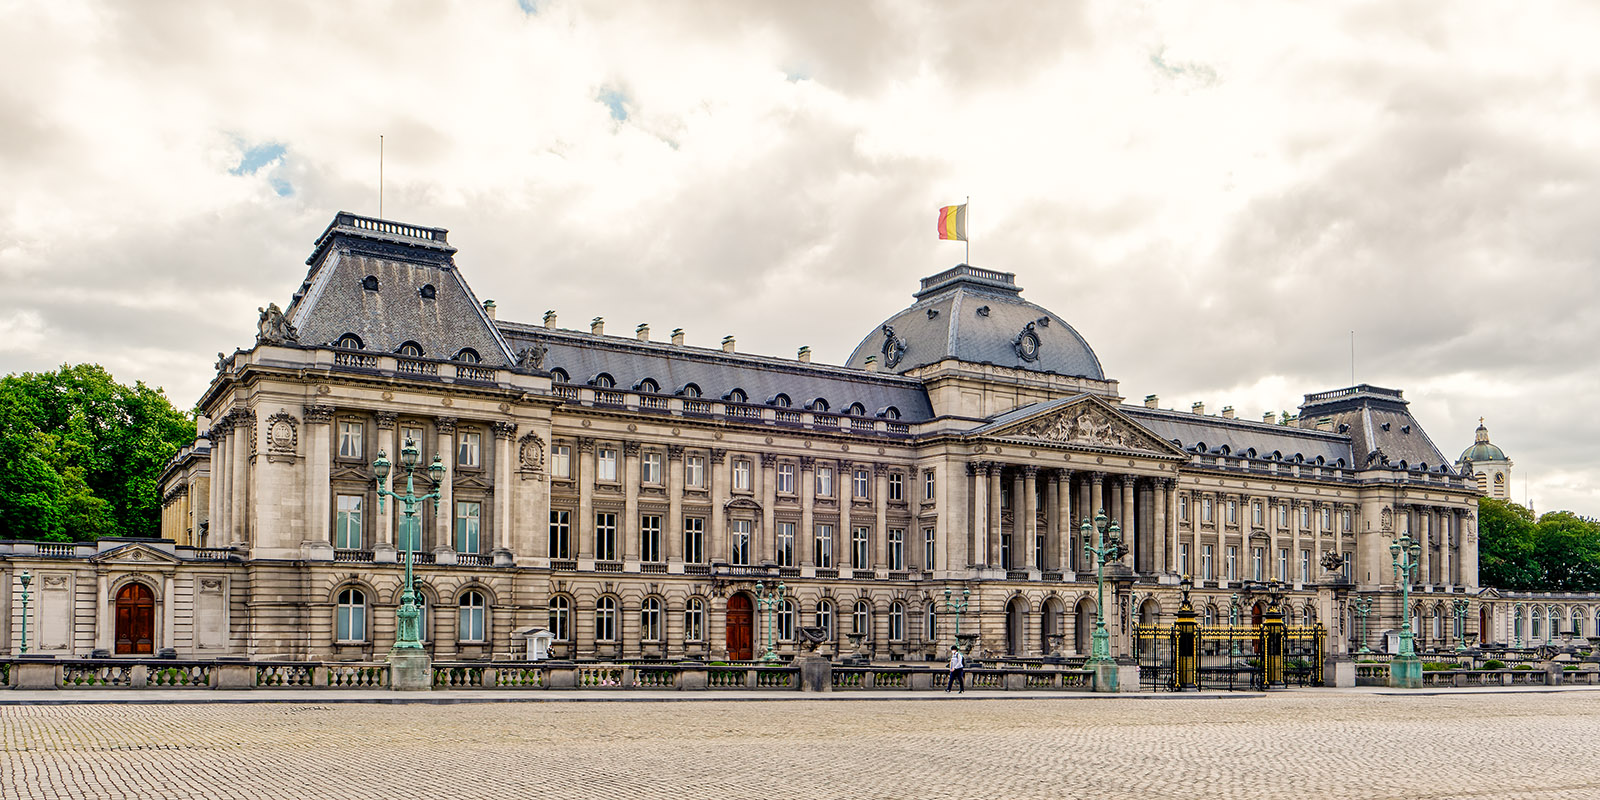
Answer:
945;645;966;693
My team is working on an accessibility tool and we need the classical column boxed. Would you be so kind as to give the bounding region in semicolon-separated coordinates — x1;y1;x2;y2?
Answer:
760;454;778;564
666;446;684;563
374;413;397;546
1461;508;1479;588
230;410;253;547
1120;477;1135;569
1056;470;1074;572
709;448;728;564
1164;478;1179;576
492;421;517;554
435;417;457;552
303;405;335;546
1153;478;1168;574
1089;471;1105;518
96;574;111;652
799;457;816;566
1418;505;1431;588
969;462;987;568
987;463;1003;568
622;442;641;562
873;463;889;569
1044;471;1060;571
162;574;176;653
1022;466;1039;570
576;436;595;559
841;461;856;568
208;415;231;549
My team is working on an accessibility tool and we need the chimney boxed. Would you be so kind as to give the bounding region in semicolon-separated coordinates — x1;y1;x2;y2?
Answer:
1144;394;1159;409
1263;411;1277;425
482;300;496;320
1221;406;1235;419
671;328;685;346
865;355;878;372
1192;402;1205;415
636;323;650;342
543;310;557;329
591;317;604;336
798;346;812;363
721;335;736;353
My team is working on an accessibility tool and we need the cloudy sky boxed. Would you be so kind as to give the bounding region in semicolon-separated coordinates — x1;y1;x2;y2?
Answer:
2;0;1596;514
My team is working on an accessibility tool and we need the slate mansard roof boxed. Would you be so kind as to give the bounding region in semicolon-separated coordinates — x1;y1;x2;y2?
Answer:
845;266;1106;380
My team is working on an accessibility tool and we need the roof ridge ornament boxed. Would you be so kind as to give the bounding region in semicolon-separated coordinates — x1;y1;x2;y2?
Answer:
1013;320;1041;362
880;324;907;369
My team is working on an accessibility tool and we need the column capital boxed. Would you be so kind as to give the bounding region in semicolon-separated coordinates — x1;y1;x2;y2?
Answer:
374;411;397;430
667;444;685;461
760;453;779;469
709;448;728;462
799;456;816;471
1161;477;1177;490
303;405;335;425
967;462;980;477
575;436;595;454
1090;471;1106;485
492;420;518;440
1022;465;1039;478
623;441;641;457
435;416;458;435
872;462;889;477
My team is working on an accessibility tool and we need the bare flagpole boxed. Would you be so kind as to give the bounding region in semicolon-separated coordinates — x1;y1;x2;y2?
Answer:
379;135;385;218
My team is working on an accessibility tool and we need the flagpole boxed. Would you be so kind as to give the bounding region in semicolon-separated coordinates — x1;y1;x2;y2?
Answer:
965;195;970;265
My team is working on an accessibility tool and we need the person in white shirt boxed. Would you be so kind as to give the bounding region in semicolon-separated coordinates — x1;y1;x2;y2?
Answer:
945;646;965;693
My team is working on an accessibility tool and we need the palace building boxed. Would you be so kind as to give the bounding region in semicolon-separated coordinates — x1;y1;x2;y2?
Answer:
8;210;1575;663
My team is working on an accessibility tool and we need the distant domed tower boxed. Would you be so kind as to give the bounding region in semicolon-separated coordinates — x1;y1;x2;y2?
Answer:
1458;418;1513;499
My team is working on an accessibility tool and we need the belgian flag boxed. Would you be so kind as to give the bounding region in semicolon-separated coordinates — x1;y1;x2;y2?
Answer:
937;204;967;241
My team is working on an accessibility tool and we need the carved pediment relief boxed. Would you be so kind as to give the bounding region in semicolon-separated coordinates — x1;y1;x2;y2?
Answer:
90;543;182;566
725;496;762;511
984;399;1184;458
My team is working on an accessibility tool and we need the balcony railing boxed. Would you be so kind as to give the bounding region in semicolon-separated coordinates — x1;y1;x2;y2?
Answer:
333;351;379;369
396;358;438;376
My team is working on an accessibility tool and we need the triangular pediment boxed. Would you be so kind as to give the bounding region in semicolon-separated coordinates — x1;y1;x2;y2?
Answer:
90;542;182;565
969;395;1189;459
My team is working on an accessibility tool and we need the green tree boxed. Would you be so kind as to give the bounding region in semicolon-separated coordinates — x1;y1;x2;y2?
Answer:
0;364;193;541
1477;497;1539;590
1531;511;1600;592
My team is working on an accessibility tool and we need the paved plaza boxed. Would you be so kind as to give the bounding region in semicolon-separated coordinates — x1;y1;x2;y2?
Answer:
3;690;1600;799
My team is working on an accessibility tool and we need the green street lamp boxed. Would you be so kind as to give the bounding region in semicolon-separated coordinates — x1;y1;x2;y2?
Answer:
17;570;32;655
1352;596;1374;654
373;438;446;651
943;586;972;641
1081;508;1127;668
1389;534;1423;688
1452;598;1471;653
755;581;786;663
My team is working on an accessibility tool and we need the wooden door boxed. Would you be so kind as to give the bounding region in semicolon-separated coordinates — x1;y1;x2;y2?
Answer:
115;582;155;655
726;594;753;660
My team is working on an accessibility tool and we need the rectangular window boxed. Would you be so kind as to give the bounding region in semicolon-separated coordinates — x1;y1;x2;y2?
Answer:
683;517;705;563
338;421;364;459
455;501;481;553
777;463;795;493
595;512;617;561
923;469;936;501
1277;504;1288;526
733;458;752;491
1341;552;1352;581
730;519;752;565
815;524;834;568
335;494;363;549
551;444;571;478
1202;497;1213;523
1178;543;1190;576
597;447;618;482
1001;533;1011;569
1227;500;1237;525
1321;507;1332;531
816;467;834;497
686;455;705;488
640;514;662;563
1342;509;1352;532
642;451;662;484
1278;548;1289;581
1300;506;1310;529
1252;503;1263;526
1300;549;1311;582
1202;545;1214;581
1179;495;1189;522
853;469;869;499
923;527;936;571
888;473;904;501
548;510;571;559
1252;547;1264;581
776;522;795;567
851;526;870;569
457;431;481;468
1226;545;1237;581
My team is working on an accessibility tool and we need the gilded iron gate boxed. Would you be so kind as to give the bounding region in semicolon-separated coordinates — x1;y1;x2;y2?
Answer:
1136;578;1325;691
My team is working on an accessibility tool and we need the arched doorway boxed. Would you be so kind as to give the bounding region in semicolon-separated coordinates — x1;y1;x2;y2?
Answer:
1041;597;1065;656
1137;599;1160;657
1251;601;1264;628
114;582;155;655
1480;606;1489;645
1074;598;1096;655
725;594;753;660
1005;597;1027;656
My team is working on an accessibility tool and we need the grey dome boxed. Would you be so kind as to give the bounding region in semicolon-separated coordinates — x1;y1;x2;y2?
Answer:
1460;420;1508;463
846;265;1105;379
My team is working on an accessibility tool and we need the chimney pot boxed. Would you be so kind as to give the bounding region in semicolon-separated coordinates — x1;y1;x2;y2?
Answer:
543;310;557;329
636;323;650;342
1144;394;1159;409
483;300;496;320
721;335;736;353
1192;402;1206;415
671;328;685;346
798;346;812;363
591;317;604;336
1263;411;1277;425
1221;406;1235;419
865;355;878;372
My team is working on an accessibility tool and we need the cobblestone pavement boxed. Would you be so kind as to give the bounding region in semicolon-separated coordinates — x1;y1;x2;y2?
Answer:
4;692;1600;800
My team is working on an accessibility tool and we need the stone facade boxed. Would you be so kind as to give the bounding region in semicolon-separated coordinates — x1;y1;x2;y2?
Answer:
2;211;1562;662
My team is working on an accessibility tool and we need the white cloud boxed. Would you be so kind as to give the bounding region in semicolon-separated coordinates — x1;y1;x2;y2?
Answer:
0;0;1595;513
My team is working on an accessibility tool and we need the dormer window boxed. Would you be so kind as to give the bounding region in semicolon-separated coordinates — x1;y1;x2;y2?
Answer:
397;341;424;357
453;348;480;363
879;406;900;419
725;388;748;403
550;368;570;383
845;403;865;416
362;276;379;291
636;378;660;393
808;398;829;412
335;334;364;350
678;383;702;398
770;393;792;408
590;373;615;388
420;284;437;300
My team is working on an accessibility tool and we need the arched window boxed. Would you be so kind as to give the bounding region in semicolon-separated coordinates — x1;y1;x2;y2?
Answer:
778;599;797;641
458;590;486;643
415;591;430;643
924;603;937;641
550;368;570;383
1548;607;1560;641
880;406;901;420
591;373;615;388
419;284;436;299
641;596;663;642
335;333;364;350
685;597;706;642
547;595;571;641
852;600;871;638
335;588;367;643
725;388;748;403
846;402;866;416
1431;606;1442;640
1203;605;1216;626
809;397;830;412
454;348;480;364
636;378;660;394
596;596;618;642
397;341;424;357
678;383;702;398
889;601;906;641
816;600;835;640
770;393;792;408
1515;606;1526;642
362;275;379;291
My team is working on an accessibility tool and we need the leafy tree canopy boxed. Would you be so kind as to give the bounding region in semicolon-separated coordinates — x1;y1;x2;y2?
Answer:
0;364;194;541
1477;497;1600;592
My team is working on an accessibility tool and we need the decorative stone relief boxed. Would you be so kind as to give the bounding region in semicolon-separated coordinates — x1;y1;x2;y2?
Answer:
880;324;907;369
515;341;548;371
1007;405;1158;453
1012;321;1042;362
255;303;299;345
265;411;299;462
